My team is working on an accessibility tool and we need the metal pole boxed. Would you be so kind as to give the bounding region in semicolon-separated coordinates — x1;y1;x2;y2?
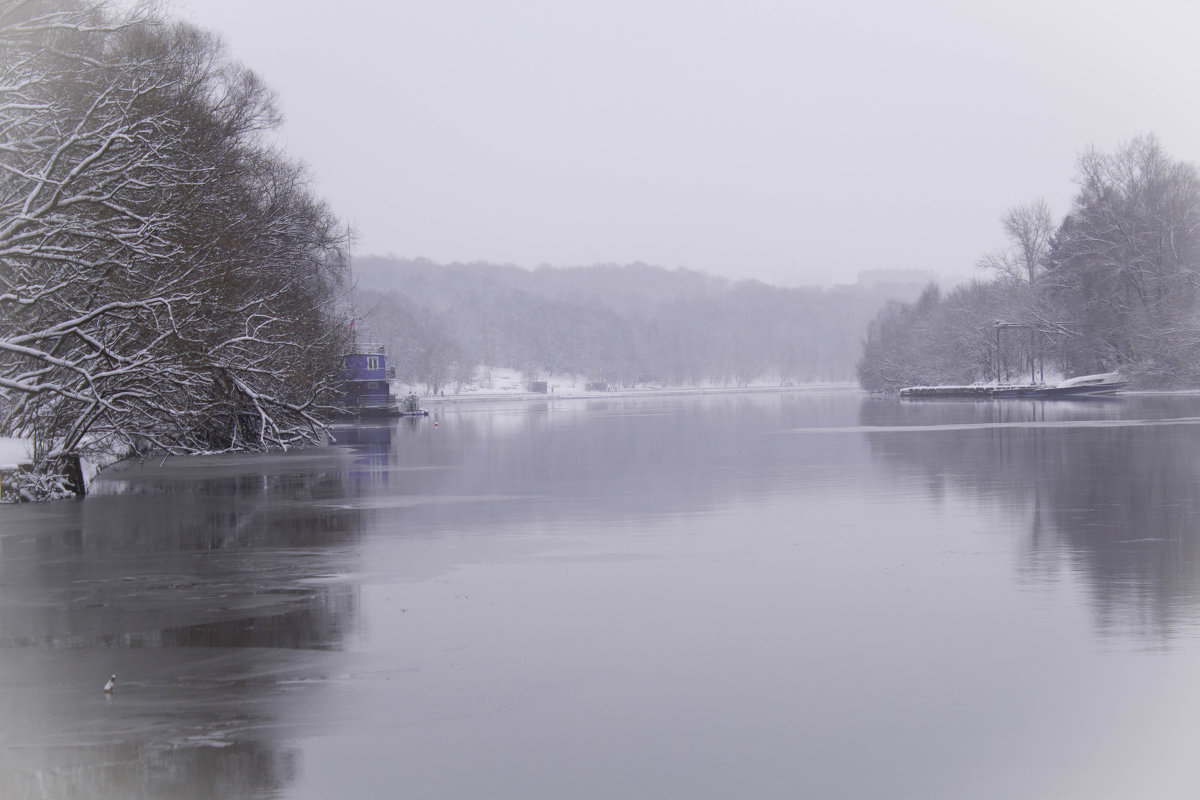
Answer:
1032;326;1041;386
995;324;1001;385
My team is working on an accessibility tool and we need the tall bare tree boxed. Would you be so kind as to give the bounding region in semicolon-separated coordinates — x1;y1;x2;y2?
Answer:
978;198;1055;285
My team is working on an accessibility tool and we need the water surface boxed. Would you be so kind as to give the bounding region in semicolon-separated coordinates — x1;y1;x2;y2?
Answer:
4;391;1200;798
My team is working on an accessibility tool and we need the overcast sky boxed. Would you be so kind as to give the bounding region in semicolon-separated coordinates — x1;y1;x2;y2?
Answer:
172;0;1200;287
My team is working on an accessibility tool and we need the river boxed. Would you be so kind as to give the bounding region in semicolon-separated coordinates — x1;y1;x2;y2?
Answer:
4;390;1200;799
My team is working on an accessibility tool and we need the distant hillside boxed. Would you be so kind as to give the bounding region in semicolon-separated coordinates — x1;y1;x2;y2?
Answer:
351;257;925;392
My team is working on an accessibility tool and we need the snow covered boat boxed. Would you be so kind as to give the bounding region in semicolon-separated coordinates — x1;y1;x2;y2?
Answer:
1030;372;1126;398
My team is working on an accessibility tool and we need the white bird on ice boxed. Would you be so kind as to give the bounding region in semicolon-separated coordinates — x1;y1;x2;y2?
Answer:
103;675;116;693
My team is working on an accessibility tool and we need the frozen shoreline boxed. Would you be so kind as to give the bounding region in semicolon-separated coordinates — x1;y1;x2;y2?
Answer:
408;381;860;408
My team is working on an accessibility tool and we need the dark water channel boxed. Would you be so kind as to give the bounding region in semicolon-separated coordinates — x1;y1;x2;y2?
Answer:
5;390;1200;798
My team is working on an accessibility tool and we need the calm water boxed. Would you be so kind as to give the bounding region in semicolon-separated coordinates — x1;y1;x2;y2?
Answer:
5;390;1200;799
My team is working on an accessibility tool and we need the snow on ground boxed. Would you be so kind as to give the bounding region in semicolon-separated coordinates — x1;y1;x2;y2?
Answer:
394;366;591;398
393;366;851;403
0;436;32;469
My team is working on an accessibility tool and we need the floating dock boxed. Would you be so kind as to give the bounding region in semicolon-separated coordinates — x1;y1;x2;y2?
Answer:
899;384;1035;399
899;372;1125;400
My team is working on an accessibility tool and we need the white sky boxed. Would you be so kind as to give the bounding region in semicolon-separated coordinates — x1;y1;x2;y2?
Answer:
170;0;1200;286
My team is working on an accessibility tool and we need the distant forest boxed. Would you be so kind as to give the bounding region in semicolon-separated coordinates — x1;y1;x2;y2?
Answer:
352;259;923;392
859;135;1200;391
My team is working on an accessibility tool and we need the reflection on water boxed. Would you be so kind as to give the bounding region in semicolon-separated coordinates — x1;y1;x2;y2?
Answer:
6;391;1200;798
0;447;367;800
368;393;871;530
860;395;1200;639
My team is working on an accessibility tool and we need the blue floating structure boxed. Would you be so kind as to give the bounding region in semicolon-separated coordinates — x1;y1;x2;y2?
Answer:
340;343;399;416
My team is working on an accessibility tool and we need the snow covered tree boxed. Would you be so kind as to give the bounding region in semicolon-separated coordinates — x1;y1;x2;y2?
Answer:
0;0;350;492
1043;135;1200;381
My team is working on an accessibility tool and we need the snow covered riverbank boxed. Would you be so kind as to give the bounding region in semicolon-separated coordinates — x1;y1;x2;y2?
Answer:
393;366;856;406
1;437;123;502
0;437;34;503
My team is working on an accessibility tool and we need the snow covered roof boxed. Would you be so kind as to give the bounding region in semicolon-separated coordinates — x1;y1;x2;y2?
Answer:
0;437;33;469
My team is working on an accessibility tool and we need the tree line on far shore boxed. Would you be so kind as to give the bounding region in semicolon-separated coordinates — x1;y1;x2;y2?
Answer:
352;259;923;393
0;0;349;494
858;136;1200;391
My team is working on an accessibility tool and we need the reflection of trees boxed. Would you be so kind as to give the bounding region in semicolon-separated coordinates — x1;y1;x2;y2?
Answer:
861;396;1200;639
0;448;366;799
1;466;365;649
3;739;298;800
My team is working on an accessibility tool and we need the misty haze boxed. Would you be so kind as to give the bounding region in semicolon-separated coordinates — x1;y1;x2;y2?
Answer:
6;2;1200;799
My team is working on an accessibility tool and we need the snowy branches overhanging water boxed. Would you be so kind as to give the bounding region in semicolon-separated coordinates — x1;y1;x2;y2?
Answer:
0;0;351;489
